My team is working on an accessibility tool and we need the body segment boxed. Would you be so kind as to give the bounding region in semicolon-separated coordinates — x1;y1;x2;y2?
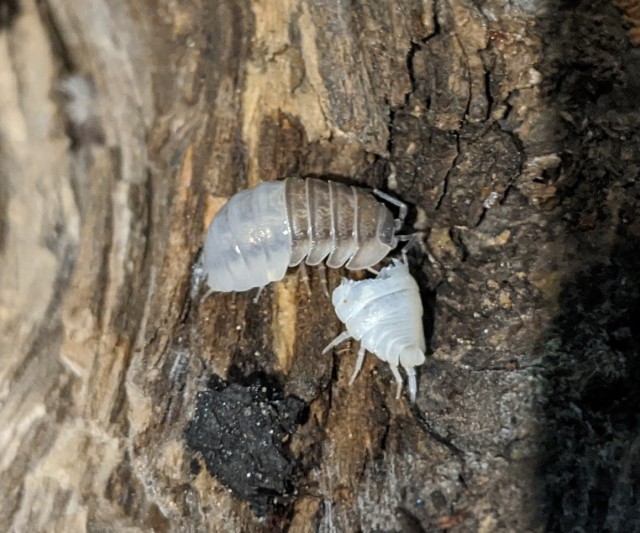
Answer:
322;258;426;402
201;177;403;293
202;181;291;292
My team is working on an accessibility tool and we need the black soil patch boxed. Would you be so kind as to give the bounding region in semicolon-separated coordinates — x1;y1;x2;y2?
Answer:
185;372;306;517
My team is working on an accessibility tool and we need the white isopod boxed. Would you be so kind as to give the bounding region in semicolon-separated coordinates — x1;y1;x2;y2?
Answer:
199;177;407;293
322;257;426;402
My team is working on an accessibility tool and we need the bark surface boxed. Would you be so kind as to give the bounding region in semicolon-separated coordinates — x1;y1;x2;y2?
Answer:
1;0;638;531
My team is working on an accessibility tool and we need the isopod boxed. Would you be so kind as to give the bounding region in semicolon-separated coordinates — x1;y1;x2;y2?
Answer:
199;177;407;293
322;257;426;402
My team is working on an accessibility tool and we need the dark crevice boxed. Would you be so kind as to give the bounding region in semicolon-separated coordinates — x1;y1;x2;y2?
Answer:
378;420;392;452
0;0;19;28
494;125;527;212
474;201;489;228
431;0;442;38
449;226;469;262
36;0;76;73
396;505;427;533
456;39;474;122
404;41;422;106
412;406;464;458
326;345;339;413
483;67;494;122
386;107;397;156
434;133;460;211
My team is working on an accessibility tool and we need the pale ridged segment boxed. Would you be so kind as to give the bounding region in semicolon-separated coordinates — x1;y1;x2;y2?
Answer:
285;178;309;266
305;178;334;265
347;194;396;270
326;181;358;268
285;177;396;270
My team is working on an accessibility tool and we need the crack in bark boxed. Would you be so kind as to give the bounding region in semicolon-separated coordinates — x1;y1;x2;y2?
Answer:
435;133;460;212
483;65;494;122
453;32;474;122
412;406;465;457
36;0;76;72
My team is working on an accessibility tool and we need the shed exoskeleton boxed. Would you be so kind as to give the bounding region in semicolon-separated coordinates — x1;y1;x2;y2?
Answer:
199;177;407;293
322;257;426;402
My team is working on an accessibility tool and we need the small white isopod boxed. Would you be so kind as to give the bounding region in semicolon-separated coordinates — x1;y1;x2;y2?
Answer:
198;177;407;294
322;257;426;402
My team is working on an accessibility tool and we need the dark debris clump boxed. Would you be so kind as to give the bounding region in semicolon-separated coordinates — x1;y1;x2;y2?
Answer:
185;372;306;516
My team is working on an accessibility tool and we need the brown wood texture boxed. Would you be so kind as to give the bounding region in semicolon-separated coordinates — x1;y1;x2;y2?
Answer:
1;0;639;531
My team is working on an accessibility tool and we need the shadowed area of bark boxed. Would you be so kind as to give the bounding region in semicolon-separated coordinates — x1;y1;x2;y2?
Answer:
0;0;638;531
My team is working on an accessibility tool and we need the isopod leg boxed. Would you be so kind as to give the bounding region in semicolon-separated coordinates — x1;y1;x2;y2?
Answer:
366;267;380;276
398;233;422;258
201;286;216;303
253;286;265;304
318;264;329;297
299;263;312;295
389;364;403;399
373;188;408;230
404;366;418;403
349;345;367;385
396;232;421;265
322;331;351;355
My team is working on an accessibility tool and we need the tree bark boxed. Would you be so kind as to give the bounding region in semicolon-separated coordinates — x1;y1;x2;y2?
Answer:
1;0;638;531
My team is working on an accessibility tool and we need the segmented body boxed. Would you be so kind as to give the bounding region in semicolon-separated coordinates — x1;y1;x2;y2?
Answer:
201;177;400;292
322;259;426;402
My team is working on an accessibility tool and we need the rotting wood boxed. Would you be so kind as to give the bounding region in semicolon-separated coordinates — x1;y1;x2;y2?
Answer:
1;0;639;531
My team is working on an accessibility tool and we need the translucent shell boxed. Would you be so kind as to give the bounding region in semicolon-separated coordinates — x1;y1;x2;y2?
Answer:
201;178;401;293
322;259;426;402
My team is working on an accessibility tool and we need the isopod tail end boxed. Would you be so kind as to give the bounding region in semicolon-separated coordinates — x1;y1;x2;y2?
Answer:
400;349;423;402
405;367;417;403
